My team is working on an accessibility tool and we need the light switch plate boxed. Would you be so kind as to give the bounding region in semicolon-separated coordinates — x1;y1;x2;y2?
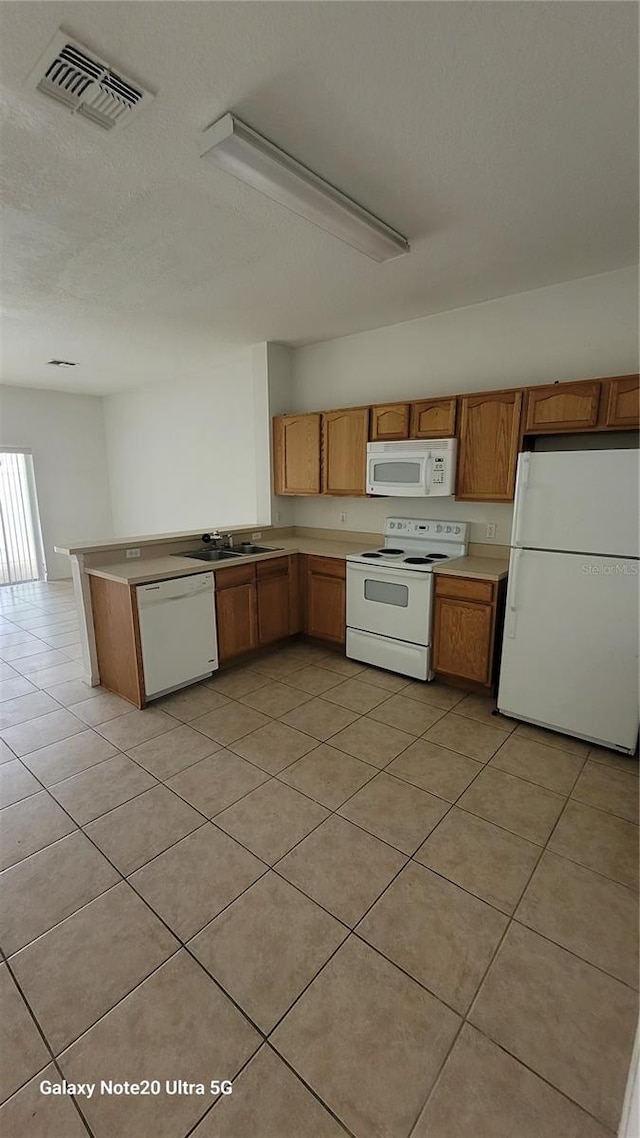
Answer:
485;523;497;540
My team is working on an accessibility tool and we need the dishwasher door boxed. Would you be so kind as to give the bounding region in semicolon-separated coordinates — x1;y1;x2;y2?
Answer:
137;572;218;699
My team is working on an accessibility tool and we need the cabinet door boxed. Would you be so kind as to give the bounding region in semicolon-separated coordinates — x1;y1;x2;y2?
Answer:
216;584;257;661
456;390;523;501
370;403;410;441
273;414;321;495
306;560;346;644
433;597;492;684
257;571;290;645
605;375;639;428
524;381;600;432
410;397;457;439
322;408;369;495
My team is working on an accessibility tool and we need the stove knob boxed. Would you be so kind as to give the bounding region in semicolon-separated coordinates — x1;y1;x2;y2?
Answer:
436;524;443;533
445;526;452;533
454;526;460;534
390;522;395;529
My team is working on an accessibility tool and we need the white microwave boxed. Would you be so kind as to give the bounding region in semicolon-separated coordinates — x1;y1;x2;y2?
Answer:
366;438;457;497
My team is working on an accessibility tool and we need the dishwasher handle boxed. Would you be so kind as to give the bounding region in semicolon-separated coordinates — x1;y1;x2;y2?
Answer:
137;572;214;607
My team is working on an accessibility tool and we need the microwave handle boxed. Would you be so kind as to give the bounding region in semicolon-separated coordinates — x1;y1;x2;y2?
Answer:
424;451;433;490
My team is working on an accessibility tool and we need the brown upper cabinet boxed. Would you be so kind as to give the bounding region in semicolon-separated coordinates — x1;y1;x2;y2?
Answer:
322;408;369;496
370;403;410;441
456;390;523;502
524;380;600;433
410;397;457;439
604;375;640;428
273;413;321;495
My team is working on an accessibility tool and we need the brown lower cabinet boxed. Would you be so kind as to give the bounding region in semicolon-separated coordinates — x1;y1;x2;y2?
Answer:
90;575;145;707
302;555;346;646
256;557;292;645
432;573;506;693
216;585;257;661
216;555;300;662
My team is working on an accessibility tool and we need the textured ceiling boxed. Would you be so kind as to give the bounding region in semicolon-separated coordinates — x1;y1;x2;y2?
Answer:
0;1;637;393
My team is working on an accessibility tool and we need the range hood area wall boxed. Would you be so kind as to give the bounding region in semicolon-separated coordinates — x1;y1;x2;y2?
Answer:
291;495;515;548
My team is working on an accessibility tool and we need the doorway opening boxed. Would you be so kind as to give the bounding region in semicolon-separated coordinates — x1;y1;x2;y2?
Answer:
0;449;46;585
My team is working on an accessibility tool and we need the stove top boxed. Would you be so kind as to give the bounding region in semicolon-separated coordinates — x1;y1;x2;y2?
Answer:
347;517;469;573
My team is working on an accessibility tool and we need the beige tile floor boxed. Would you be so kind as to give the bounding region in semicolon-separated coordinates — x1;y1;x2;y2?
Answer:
0;578;638;1138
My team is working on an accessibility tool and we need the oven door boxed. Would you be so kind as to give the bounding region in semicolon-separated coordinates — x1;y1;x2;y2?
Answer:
346;562;433;646
366;453;429;496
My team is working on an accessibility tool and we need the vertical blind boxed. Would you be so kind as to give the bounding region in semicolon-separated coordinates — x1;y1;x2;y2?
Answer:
0;451;41;585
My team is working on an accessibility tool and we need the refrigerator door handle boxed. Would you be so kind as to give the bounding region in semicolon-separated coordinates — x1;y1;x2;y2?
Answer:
512;453;531;548
506;547;523;639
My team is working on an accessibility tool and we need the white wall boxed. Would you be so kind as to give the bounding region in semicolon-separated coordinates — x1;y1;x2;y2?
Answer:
288;267;639;544
0;385;113;579
265;343;295;529
104;351;263;537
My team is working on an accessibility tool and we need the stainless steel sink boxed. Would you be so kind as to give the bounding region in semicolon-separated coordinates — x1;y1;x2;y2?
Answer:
178;544;284;562
235;545;284;554
179;549;242;562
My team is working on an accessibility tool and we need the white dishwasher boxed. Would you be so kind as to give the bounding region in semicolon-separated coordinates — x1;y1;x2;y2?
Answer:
137;572;218;700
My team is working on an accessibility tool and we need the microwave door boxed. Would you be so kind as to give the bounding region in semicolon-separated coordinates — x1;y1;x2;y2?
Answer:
368;455;427;496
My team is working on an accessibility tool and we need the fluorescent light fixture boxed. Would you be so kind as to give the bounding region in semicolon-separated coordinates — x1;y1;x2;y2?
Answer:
199;113;410;262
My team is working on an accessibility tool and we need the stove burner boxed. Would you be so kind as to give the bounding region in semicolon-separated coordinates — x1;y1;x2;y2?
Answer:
380;548;404;555
428;553;448;559
361;552;383;558
404;556;434;564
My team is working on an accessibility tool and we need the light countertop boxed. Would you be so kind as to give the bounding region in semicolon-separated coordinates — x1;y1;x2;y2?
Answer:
433;555;509;581
85;536;365;586
86;539;509;586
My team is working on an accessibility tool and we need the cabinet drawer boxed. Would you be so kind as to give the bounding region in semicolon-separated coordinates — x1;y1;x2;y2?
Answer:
256;556;289;579
215;563;256;589
435;575;494;603
307;555;346;579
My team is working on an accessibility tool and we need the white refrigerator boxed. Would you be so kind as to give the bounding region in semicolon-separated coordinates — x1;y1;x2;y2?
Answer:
498;449;639;754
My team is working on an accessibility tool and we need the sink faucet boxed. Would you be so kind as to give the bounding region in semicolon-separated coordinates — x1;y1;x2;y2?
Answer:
223;533;234;549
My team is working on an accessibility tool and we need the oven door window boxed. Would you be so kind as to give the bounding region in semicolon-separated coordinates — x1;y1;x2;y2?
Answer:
363;579;409;607
372;460;422;485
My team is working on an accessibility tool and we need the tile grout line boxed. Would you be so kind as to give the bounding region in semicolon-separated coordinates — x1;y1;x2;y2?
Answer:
1;953;96;1135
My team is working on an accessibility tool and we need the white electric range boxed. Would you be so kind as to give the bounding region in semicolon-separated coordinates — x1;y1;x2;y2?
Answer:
346;517;469;680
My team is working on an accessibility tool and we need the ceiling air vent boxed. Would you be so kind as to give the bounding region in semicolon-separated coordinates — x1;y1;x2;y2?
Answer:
26;30;153;132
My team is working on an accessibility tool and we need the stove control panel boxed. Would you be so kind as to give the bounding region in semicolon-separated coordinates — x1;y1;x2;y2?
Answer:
385;518;469;543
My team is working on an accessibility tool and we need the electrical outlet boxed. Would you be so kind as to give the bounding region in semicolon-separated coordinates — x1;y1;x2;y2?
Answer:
485;523;497;540
125;548;141;559
251;531;262;541
340;512;348;525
